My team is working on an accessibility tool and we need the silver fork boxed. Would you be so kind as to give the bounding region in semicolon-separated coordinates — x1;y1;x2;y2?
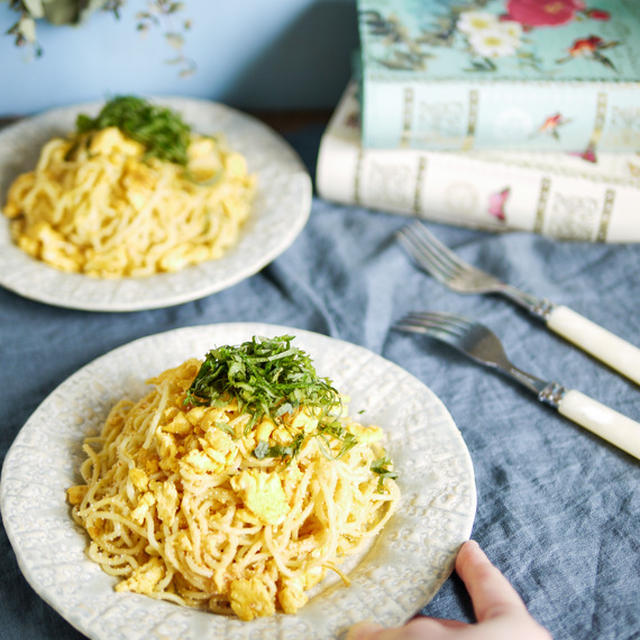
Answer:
394;311;640;460
397;222;640;386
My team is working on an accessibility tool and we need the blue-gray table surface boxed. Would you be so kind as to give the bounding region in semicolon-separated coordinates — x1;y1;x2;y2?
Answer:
1;124;639;640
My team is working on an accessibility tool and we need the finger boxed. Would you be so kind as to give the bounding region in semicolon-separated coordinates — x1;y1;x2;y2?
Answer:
455;540;527;622
422;618;469;629
409;614;468;630
347;617;463;640
346;621;384;640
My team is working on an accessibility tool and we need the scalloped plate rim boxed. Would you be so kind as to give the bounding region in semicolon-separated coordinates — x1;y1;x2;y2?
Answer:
0;98;312;312
0;323;476;639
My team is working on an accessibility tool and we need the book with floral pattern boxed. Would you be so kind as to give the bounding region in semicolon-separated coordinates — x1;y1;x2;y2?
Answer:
358;0;640;151
317;82;640;242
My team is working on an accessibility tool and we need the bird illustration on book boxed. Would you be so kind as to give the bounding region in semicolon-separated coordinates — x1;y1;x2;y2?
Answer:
556;35;620;70
488;187;510;221
534;113;572;140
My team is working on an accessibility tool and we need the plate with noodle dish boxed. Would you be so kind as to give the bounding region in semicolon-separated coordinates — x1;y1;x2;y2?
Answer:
0;97;311;311
0;323;476;639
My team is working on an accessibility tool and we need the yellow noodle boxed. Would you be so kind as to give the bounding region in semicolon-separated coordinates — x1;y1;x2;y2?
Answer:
4;127;255;277
68;358;400;620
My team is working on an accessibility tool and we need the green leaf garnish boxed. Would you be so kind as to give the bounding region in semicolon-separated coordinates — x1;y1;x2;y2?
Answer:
185;334;341;428
253;433;305;461
76;95;191;165
317;420;358;458
214;421;235;436
185;335;368;462
371;455;398;492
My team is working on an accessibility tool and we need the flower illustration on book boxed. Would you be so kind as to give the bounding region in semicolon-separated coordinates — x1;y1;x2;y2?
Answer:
488;187;511;222
458;11;522;57
503;0;585;28
360;2;615;75
556;35;620;70
533;113;572;140
457;10;526;71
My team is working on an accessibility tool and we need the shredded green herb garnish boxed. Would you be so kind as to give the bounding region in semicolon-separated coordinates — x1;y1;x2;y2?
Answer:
253;433;305;461
317;420;359;458
371;456;398;492
185;335;354;460
214;421;235;436
76;96;191;165
183;336;398;481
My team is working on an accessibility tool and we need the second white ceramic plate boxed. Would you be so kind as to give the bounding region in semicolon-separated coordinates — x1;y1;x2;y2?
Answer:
0;98;311;311
1;323;476;639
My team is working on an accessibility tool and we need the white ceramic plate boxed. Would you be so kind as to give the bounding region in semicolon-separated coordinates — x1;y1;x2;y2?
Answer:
0;98;311;311
0;323;476;640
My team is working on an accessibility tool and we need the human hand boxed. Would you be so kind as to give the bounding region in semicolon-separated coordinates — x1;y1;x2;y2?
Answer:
346;540;551;640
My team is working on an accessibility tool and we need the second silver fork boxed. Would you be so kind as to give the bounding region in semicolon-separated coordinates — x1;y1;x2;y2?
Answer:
397;222;640;386
395;311;640;460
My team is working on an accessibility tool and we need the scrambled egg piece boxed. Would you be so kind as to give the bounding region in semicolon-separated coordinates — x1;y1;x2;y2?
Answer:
131;491;155;525
178;423;238;475
155;430;177;461
303;565;326;589
151;480;179;525
231;469;289;525
66;484;87;506
128;467;149;491
255;417;276;441
229;577;275;621
203;428;237;468
290;409;319;433
90;126;144;157
115;557;165;595
348;422;383;444
183;449;219;473
278;577;308;614
163;411;191;435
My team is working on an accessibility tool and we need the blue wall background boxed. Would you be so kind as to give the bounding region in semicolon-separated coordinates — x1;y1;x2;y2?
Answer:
0;0;358;116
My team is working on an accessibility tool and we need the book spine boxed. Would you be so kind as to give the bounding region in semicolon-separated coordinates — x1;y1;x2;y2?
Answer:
318;87;640;242
361;76;640;153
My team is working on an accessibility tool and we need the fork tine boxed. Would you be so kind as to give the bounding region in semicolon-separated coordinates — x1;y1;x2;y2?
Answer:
397;228;456;281
404;311;471;324
408;223;470;271
395;313;474;345
397;226;460;282
401;311;474;335
393;319;462;345
400;224;470;281
399;315;464;337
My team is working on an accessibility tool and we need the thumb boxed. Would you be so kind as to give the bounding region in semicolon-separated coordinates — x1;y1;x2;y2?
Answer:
346;621;384;640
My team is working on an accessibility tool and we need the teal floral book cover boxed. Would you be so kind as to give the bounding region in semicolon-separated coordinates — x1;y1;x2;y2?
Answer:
357;0;640;152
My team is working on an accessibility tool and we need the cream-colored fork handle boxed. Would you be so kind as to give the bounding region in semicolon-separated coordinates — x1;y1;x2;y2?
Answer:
558;390;640;459
546;305;640;386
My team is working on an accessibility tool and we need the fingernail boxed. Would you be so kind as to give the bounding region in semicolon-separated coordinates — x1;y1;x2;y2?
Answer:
463;539;490;564
345;621;384;640
457;539;483;566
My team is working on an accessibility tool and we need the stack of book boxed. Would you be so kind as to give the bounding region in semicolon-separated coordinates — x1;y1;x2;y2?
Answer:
316;0;640;242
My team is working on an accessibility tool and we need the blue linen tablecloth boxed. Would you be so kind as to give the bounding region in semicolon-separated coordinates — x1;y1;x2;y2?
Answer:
1;123;639;640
